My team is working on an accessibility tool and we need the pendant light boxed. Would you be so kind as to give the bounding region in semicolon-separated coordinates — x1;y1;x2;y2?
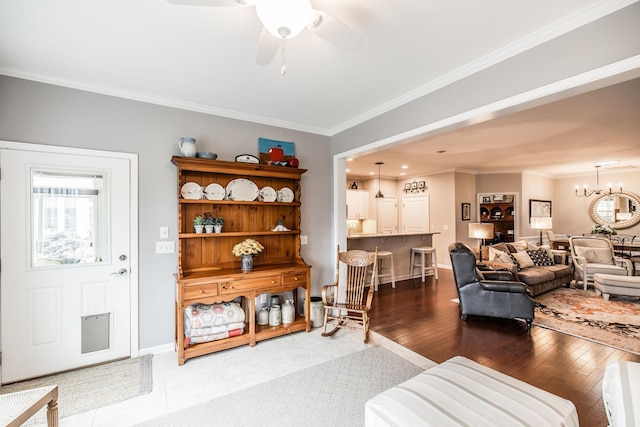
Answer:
375;162;384;198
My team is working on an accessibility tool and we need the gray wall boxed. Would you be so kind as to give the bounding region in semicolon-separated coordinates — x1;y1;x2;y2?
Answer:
0;76;332;350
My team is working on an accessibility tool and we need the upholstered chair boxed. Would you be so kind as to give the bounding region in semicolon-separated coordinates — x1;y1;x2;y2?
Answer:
569;236;631;290
448;242;534;328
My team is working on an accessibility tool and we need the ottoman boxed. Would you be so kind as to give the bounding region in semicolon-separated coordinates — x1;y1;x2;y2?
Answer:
365;356;578;426
593;273;640;300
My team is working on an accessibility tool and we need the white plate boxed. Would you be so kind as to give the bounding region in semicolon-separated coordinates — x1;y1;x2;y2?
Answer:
204;183;225;200
226;178;259;201
181;182;203;199
278;187;294;203
259;186;277;202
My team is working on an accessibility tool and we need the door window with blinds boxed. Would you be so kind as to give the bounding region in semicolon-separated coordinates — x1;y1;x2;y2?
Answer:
31;169;109;267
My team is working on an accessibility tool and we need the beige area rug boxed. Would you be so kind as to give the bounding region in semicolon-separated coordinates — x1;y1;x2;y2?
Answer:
534;287;640;355
136;346;423;427
0;355;153;426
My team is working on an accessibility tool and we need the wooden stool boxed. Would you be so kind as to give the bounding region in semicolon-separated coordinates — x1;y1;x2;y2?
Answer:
368;251;395;291
409;246;438;283
0;385;58;427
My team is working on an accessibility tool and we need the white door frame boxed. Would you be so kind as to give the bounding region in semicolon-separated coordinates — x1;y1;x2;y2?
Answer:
0;140;139;358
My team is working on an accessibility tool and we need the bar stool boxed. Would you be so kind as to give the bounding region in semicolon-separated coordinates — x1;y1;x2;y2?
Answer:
368;250;395;291
409;246;438;283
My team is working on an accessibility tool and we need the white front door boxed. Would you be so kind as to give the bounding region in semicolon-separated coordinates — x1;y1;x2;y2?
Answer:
1;147;134;383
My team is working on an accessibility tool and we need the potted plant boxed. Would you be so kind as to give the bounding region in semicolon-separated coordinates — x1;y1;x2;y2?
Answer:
193;215;205;234
212;216;224;233
203;212;215;233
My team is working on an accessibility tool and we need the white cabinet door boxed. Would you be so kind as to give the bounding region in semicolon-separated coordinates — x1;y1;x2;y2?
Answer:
377;197;398;234
346;190;369;219
402;194;430;233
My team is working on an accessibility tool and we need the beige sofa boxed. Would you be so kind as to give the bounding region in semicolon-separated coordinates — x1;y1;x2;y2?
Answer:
475;241;572;296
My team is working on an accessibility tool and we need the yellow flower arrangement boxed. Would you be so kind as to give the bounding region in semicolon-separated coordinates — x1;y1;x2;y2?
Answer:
232;238;264;257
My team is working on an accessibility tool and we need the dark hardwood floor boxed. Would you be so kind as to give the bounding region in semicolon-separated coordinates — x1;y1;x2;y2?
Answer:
369;269;640;427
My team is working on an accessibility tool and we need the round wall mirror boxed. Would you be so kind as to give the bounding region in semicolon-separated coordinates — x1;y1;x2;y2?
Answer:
589;191;640;229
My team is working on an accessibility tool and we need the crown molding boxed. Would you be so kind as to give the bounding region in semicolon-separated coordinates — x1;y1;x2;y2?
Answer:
0;67;331;137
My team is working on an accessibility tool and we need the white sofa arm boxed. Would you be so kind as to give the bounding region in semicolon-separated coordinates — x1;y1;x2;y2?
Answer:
603;360;640;427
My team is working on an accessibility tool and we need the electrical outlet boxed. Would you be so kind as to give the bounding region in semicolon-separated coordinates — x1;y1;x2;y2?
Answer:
156;241;175;254
260;294;267;304
300;235;308;245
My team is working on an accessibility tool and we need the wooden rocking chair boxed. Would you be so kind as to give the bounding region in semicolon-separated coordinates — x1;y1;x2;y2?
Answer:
321;246;378;343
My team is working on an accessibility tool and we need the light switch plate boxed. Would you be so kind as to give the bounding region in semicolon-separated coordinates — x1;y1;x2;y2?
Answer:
300;235;308;245
160;226;169;239
156;241;175;254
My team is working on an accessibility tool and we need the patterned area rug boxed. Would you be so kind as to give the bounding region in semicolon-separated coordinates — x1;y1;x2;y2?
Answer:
534;287;640;355
136;346;423;427
0;355;153;426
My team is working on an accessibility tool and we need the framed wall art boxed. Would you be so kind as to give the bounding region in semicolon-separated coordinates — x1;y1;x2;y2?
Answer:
461;203;471;221
529;199;552;220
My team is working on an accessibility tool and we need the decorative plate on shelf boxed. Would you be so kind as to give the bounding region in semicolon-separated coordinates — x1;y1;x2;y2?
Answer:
181;182;203;200
259;186;277;202
226;178;259;201
204;183;225;200
277;187;294;203
235;154;260;164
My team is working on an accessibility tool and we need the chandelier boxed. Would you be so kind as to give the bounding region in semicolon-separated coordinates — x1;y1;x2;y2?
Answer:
375;162;384;198
575;165;623;197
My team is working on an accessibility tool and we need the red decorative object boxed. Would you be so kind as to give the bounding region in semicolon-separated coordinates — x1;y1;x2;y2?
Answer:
268;145;284;162
287;157;299;168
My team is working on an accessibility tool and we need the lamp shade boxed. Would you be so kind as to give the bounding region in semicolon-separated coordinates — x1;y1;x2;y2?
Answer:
255;0;312;39
468;223;494;239
531;217;553;230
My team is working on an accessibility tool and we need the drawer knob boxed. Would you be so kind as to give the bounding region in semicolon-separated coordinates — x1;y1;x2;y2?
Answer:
294;277;298;281
271;280;276;284
200;290;204;294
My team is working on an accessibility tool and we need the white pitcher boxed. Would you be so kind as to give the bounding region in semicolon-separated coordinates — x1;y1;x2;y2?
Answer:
282;299;295;324
178;137;196;157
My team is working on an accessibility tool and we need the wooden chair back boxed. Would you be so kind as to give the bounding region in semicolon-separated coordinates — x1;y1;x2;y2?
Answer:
338;249;377;309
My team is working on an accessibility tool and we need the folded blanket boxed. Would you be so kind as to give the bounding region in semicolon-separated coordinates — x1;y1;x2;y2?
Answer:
185;328;244;345
185;301;246;340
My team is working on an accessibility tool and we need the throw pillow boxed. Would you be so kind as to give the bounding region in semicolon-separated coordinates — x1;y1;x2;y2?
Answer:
511;251;535;269
526;249;554;266
489;247;513;263
510;240;529;252
574;246;614;264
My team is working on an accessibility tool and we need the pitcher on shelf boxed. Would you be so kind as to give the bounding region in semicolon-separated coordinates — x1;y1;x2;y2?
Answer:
178;137;196;157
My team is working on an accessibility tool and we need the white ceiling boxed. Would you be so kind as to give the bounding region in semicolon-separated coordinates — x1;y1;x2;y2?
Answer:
1;0;638;178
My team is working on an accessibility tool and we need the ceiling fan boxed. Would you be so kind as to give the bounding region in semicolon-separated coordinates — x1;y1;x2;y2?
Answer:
167;0;363;75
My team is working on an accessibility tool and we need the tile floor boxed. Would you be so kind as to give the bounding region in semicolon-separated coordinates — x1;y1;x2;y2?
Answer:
36;329;433;426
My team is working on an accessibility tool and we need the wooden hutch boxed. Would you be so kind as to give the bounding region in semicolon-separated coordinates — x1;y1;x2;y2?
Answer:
480;197;515;243
172;157;311;365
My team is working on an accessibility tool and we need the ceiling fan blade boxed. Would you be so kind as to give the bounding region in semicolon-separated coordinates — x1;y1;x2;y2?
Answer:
256;28;280;65
165;0;251;6
308;10;363;51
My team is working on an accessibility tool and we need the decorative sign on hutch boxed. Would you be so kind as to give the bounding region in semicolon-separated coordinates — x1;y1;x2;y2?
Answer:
172;157;311;365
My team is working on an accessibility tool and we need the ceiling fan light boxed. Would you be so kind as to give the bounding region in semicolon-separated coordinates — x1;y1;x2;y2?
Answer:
254;0;312;39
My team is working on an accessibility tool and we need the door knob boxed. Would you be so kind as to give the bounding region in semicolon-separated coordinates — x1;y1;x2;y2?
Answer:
111;268;128;276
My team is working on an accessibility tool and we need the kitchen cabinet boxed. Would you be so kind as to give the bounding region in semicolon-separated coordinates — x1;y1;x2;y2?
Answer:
377;197;398;234
402;194;430;233
347;190;370;219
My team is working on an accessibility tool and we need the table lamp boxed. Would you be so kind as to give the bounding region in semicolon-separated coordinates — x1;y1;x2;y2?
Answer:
468;223;494;263
531;217;553;246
